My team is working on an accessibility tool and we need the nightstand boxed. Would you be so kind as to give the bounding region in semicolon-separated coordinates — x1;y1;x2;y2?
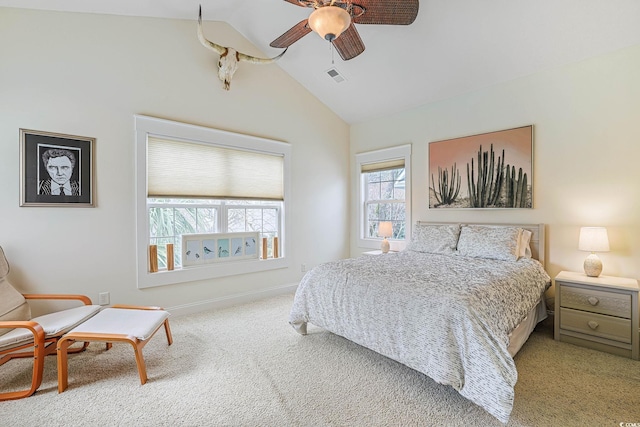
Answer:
554;270;639;360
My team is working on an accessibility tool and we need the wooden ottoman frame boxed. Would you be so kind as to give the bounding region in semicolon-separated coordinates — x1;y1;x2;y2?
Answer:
57;305;173;392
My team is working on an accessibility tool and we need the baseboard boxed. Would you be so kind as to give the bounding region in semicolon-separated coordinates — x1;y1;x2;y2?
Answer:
166;282;298;317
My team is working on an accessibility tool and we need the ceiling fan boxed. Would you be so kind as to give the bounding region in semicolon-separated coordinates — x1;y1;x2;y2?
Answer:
269;0;419;61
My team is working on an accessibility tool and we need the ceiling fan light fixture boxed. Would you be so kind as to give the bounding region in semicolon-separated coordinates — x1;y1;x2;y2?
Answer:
308;6;351;42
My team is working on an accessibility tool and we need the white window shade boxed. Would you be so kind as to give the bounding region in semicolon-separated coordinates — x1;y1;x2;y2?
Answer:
148;137;284;200
360;158;404;173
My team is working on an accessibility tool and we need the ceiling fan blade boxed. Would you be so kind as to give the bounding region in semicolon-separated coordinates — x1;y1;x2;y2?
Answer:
352;0;419;25
332;24;365;61
270;19;312;48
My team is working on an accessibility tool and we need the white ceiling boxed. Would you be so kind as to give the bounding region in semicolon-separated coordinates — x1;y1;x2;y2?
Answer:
3;0;640;123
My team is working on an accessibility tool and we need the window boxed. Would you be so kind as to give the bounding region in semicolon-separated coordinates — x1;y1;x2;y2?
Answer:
148;199;282;269
364;167;405;239
135;115;291;289
356;145;411;249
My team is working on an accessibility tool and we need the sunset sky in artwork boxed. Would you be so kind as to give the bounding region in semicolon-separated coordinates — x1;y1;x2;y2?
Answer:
429;126;532;195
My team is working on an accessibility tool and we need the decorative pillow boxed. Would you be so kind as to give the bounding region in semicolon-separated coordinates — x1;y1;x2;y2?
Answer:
456;225;522;261
406;223;461;255
518;229;533;259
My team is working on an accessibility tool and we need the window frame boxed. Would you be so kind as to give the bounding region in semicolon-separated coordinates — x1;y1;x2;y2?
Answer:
135;115;291;289
356;144;411;250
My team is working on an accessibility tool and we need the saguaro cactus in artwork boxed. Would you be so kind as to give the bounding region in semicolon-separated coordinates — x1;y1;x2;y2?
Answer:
466;144;505;208
431;163;461;206
505;165;528;208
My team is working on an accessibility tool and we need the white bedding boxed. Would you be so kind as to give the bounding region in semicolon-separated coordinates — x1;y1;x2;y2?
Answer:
289;250;550;423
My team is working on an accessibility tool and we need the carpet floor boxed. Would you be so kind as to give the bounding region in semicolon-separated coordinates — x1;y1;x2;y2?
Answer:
1;293;640;426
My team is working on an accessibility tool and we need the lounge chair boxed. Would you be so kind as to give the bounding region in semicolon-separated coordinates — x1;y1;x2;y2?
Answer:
0;245;101;400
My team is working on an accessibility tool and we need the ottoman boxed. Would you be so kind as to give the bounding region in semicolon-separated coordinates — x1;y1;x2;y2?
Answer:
56;305;172;392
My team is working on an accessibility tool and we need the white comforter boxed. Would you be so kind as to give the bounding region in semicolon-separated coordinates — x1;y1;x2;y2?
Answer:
289;250;551;423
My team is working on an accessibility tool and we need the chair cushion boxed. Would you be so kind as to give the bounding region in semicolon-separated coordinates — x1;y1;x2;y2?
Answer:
69;308;170;341
0;246;9;279
0;304;101;351
0;279;31;338
0;246;32;337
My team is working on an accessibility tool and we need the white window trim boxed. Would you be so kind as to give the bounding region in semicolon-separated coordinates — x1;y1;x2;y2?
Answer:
135;115;291;289
356;144;411;250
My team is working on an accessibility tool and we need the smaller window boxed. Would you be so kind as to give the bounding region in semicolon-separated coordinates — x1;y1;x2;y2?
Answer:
364;168;406;240
356;145;411;250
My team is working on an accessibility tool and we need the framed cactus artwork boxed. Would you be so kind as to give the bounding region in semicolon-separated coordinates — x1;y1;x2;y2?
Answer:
428;125;533;209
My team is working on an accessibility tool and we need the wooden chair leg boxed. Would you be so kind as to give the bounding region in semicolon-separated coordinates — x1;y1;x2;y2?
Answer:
67;341;91;354
0;325;46;401
163;319;173;345
0;343;45;401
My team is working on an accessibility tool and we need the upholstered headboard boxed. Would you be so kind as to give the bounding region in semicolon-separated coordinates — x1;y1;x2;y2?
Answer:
416;222;546;268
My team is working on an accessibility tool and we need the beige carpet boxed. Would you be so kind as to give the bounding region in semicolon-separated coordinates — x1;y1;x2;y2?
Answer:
1;293;639;426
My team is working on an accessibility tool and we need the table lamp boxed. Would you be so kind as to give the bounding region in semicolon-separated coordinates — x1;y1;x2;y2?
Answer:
578;227;610;277
378;221;393;253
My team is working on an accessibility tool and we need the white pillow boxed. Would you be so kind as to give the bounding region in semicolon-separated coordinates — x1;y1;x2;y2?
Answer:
456;225;522;261
518;229;532;259
406;223;461;255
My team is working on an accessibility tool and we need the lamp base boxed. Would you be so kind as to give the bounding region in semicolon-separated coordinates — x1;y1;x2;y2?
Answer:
380;238;390;254
584;253;603;277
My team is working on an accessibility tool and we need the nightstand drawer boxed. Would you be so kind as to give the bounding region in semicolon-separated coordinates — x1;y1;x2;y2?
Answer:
559;284;631;318
560;308;631;343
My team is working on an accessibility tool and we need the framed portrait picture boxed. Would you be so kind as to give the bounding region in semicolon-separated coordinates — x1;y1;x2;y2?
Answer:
20;129;95;207
428;125;533;209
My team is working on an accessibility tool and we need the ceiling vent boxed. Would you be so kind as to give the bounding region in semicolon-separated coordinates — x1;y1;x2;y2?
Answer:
326;67;346;84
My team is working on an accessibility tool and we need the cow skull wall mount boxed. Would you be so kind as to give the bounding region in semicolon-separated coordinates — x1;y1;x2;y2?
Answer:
198;6;287;90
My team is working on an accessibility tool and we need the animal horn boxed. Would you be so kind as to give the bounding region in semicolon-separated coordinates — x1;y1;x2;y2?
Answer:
198;5;287;64
197;5;226;55
237;48;288;64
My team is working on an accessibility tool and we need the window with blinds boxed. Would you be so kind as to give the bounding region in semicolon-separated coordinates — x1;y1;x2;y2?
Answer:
135;115;290;288
356;145;411;247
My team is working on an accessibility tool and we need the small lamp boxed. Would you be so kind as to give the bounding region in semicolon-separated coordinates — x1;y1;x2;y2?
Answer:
378;221;393;254
578;227;610;277
308;6;351;42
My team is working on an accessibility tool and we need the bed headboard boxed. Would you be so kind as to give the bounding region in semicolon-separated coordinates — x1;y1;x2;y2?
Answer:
415;222;546;268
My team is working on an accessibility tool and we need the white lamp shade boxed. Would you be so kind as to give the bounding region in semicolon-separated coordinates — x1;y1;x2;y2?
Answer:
308;6;351;42
578;227;610;252
378;221;393;238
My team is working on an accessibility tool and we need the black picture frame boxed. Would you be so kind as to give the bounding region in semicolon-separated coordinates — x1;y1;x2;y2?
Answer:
20;129;95;207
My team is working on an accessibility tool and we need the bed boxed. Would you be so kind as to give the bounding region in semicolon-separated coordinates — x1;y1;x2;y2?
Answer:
289;222;551;423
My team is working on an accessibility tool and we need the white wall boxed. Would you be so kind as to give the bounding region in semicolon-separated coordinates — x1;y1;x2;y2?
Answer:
0;8;350;313
350;44;640;305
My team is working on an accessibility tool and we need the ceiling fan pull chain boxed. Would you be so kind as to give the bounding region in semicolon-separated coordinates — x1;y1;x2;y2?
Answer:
330;42;335;65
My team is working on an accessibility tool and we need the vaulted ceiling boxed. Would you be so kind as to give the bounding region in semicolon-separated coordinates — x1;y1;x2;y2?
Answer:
2;0;640;123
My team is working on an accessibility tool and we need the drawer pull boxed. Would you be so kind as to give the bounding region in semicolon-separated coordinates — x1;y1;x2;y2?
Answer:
587;296;599;306
587;320;599;330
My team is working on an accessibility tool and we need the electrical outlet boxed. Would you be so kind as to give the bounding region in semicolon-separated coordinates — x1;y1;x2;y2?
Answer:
98;292;110;306
301;263;307;272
